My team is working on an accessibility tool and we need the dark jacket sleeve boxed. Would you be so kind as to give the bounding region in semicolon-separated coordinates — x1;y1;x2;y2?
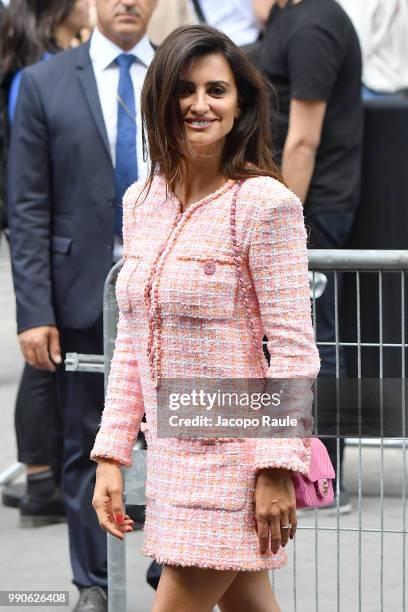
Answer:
7;70;56;333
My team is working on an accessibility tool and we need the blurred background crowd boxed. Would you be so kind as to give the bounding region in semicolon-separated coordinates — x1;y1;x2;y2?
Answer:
0;1;407;611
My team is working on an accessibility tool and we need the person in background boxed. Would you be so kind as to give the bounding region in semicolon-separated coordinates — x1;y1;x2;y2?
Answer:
147;0;194;45
252;0;363;514
4;0;91;122
148;0;261;47
190;0;261;46
7;0;158;609
337;0;408;100
0;0;91;530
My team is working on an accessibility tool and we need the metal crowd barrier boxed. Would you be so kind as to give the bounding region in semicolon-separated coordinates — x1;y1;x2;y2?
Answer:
65;249;408;612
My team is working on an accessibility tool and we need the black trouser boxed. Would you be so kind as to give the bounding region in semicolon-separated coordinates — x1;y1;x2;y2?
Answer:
55;314;107;589
306;210;355;492
15;365;62;482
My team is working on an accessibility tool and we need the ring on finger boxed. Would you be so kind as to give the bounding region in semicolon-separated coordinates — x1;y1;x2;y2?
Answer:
281;524;292;529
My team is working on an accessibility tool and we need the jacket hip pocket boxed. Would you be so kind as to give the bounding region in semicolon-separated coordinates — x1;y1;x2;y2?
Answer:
149;445;250;511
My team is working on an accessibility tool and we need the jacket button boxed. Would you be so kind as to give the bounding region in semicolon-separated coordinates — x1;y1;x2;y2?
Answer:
107;198;116;208
107;244;112;251
203;261;216;275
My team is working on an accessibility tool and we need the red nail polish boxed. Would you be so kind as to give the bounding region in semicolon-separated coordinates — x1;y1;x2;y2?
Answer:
115;514;124;523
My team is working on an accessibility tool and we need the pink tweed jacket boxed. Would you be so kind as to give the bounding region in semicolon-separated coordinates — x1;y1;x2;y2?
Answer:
91;173;321;571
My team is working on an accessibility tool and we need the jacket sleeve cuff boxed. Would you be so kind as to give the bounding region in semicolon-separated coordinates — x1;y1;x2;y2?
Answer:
254;438;311;477
17;316;57;335
90;426;139;468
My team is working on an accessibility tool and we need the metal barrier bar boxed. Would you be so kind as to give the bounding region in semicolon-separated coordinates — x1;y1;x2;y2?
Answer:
300;526;408;534
334;269;341;611
402;270;407;612
0;462;24;486
308;249;408;269
379;270;384;611
65;353;104;374
356;269;362;612
103;263;127;612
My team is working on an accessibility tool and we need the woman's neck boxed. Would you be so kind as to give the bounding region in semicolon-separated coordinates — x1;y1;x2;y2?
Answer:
175;155;226;213
53;24;77;50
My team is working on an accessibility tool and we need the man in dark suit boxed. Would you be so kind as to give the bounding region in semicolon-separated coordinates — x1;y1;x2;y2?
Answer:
7;1;158;610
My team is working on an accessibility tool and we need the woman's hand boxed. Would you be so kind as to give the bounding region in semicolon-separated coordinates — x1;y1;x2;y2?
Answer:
92;459;135;540
253;467;297;554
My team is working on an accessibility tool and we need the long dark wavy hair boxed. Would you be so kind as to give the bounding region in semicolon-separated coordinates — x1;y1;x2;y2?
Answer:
140;24;283;201
0;0;76;78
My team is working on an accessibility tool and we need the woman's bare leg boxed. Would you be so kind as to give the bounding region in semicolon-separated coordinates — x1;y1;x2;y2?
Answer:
217;570;281;612
152;564;238;612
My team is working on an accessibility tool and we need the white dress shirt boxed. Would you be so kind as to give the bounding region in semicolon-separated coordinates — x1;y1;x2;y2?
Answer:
337;0;408;93
89;27;154;171
89;28;155;260
190;0;261;46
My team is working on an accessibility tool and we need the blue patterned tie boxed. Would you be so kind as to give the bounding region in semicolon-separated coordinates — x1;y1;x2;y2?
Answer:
115;53;138;239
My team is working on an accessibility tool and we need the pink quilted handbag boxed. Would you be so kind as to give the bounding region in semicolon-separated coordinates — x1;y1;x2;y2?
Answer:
291;437;335;508
230;181;336;508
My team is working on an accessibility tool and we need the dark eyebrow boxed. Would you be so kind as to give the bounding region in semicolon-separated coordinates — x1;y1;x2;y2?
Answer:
206;80;230;87
177;79;231;88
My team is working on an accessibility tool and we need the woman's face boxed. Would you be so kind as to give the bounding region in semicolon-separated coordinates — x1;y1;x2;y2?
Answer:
178;52;240;159
63;0;91;33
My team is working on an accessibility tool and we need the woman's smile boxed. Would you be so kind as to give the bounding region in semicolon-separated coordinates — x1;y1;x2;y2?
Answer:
184;117;218;130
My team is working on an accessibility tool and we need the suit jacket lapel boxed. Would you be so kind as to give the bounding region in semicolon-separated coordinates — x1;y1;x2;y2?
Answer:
76;42;111;161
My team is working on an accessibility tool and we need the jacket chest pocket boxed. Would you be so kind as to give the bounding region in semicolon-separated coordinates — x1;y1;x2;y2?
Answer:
149;445;250;512
160;254;238;320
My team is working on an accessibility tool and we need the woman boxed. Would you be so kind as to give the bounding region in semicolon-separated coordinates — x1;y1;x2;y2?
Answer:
91;25;320;612
1;0;90;122
0;0;90;527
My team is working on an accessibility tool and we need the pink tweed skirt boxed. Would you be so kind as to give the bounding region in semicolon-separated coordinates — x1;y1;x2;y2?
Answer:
140;441;288;571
